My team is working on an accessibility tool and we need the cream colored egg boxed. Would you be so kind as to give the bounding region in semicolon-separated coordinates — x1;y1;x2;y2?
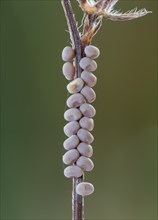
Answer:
62;62;75;80
77;128;94;144
67;78;84;94
84;45;100;59
76;182;94;196
64;165;83;178
64;108;82;121
79;57;97;72
67;93;85;108
62;149;80;165
81;71;97;87
63;135;80;150
77;143;93;157
79;117;94;131
76;156;94;172
64;121;80;137
81;86;96;103
79;103;96;118
62;46;75;62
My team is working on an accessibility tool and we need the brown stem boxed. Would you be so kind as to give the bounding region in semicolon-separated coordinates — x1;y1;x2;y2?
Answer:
61;1;84;220
72;176;84;220
61;0;82;78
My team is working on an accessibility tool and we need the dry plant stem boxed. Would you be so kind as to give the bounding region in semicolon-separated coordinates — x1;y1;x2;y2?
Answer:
61;0;82;78
72;176;84;220
61;0;84;219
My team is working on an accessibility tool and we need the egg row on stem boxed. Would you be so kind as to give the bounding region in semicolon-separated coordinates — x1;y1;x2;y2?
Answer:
62;45;100;196
62;45;99;81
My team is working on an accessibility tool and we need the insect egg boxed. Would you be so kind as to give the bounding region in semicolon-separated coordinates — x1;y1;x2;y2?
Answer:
79;103;96;118
84;45;100;59
63;135;80;150
64;121;80;137
64;165;83;178
81;86;96;103
79;117;94;131
62;46;75;62
62;62;75;80
67;78;84;94
81;71;97;87
62;149;80;165
66;93;85;108
76;182;94;196
77;128;94;144
77;143;93;157
64;108;82;121
79;57;97;72
76;156;94;172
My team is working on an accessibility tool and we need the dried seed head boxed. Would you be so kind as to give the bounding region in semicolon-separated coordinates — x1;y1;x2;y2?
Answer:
77;128;94;144
79;57;97;72
80;103;96;118
63;135;80;150
81;70;97;87
67;78;84;94
62;46;75;62
62;149;80;165
76;156;94;171
64;121;80;137
67;93;85;108
64;165;83;178
84;45;100;59
64;108;82;121
76;182;94;196
77;143;93;157
79;117;94;131
62;62;75;80
81;86;96;103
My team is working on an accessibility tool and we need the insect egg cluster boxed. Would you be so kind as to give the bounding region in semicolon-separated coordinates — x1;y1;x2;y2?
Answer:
62;45;100;196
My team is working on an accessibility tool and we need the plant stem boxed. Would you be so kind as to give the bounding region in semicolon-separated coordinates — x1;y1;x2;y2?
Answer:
61;0;82;78
61;0;84;219
72;176;84;220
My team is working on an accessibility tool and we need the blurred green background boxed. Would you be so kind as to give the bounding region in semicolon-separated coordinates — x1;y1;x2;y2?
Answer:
0;0;157;219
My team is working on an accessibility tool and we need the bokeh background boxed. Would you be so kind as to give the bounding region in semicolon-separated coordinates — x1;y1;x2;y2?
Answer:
0;0;157;219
